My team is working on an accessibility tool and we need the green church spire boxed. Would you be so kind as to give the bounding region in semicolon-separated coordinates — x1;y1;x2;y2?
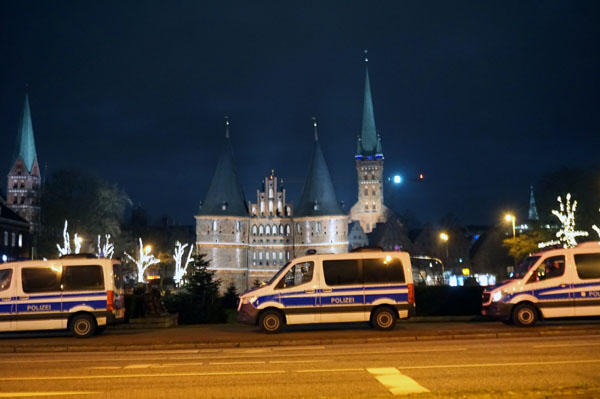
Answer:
13;93;38;173
357;51;382;159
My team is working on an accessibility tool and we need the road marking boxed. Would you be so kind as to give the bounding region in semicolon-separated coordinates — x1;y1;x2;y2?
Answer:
296;368;364;373
397;359;600;370
270;359;330;364
0;370;286;382
367;368;429;395
91;362;205;370
0;392;97;397
534;342;600;348
209;361;265;365
273;345;326;351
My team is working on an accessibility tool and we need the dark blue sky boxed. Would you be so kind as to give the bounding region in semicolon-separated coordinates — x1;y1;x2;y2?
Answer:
1;1;599;226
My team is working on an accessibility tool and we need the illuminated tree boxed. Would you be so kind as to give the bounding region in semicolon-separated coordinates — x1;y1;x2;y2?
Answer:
539;193;588;249
56;220;83;256
97;234;114;259
124;238;160;283
173;241;194;286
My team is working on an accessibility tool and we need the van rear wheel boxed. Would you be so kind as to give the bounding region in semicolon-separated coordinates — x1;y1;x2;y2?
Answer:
259;310;283;333
371;307;397;331
512;303;538;327
70;314;96;338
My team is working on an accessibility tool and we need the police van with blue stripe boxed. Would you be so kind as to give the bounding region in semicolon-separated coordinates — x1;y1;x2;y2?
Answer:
0;255;125;337
238;250;415;333
482;241;600;326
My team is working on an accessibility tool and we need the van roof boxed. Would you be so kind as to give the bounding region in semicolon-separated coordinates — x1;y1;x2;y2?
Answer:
533;241;600;256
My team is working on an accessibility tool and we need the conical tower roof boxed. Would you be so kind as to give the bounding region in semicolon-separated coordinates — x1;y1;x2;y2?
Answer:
196;118;248;217
295;119;345;218
13;93;38;173
528;185;539;221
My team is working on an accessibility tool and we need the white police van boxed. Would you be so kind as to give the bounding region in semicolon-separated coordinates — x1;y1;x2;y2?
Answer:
237;250;415;333
0;255;125;337
482;241;600;326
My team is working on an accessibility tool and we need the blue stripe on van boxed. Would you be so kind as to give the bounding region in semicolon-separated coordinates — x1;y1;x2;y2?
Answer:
62;299;107;312
364;292;408;304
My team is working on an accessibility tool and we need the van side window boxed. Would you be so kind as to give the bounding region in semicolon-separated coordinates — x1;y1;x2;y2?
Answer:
63;265;104;291
364;257;405;284
276;262;314;289
528;255;565;283
574;253;600;279
22;267;62;293
323;259;362;286
0;269;12;291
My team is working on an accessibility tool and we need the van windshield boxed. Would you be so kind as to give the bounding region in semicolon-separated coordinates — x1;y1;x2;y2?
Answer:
267;262;291;286
510;256;540;279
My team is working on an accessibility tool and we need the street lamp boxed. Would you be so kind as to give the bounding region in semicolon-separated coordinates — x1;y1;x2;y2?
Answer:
439;232;449;283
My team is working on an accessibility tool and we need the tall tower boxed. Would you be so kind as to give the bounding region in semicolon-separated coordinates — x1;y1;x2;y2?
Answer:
350;53;388;233
7;93;41;230
293;118;348;257
528;185;539;222
195;117;250;291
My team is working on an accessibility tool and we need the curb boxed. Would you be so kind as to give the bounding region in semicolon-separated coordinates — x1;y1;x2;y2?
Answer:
1;327;598;354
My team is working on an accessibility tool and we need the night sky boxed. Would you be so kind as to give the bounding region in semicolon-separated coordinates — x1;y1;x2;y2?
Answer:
2;1;599;227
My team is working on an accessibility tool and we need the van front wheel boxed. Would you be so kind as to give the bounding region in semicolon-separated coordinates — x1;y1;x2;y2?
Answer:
259;310;283;333
512;303;538;327
371;307;397;331
70;314;96;338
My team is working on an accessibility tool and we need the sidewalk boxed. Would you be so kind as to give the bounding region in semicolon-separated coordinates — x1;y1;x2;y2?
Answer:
1;319;599;353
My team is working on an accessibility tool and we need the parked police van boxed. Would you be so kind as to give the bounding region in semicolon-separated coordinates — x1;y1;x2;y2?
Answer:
0;255;125;337
237;250;415;333
482;241;600;326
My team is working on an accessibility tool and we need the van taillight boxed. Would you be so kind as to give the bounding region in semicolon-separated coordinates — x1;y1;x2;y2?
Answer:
408;284;414;304
107;290;114;311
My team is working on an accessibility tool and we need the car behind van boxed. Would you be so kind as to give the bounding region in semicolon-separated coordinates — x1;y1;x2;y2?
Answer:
482;241;600;326
237;250;415;333
0;255;125;337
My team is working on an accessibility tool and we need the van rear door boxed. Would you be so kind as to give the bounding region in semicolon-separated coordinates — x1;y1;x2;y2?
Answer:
0;266;16;331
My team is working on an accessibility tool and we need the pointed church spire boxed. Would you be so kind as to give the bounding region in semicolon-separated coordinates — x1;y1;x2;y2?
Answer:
528;185;539;221
295;119;345;217
312;116;318;141
197;118;248;217
359;50;378;157
13;92;38;173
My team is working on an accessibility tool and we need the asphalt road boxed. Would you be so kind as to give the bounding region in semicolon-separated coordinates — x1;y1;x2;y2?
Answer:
1;334;599;398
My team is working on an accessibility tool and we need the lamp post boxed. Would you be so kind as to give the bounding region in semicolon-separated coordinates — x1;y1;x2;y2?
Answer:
439;232;449;283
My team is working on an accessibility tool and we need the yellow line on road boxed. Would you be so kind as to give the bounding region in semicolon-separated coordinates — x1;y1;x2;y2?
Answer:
270;359;330;364
0;370;286;382
397;358;600;370
296;368;364;373
0;392;97;397
209;361;265;365
367;368;429;395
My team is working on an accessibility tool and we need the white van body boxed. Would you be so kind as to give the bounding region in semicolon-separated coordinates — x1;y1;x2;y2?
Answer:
237;251;415;333
482;241;600;326
0;256;125;337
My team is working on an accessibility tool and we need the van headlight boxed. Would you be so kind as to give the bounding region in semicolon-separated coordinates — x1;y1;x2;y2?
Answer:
241;296;258;305
492;291;503;302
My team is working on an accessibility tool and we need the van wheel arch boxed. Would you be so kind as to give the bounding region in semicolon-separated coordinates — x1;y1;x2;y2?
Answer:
370;305;398;331
68;312;97;338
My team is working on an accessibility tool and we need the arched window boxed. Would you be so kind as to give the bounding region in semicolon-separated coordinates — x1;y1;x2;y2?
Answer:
272;251;276;261
272;225;277;235
259;225;264;235
212;220;218;231
296;223;301;234
252;225;257;235
279;225;284;235
285;225;291;236
266;252;270;260
265;225;271;235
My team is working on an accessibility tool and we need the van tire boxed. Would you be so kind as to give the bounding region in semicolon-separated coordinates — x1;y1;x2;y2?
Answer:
70;314;96;338
512;303;538;327
259;310;283;333
371;307;397;331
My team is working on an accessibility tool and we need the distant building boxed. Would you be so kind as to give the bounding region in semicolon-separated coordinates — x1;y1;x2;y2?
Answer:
0;198;32;262
196;119;348;293
350;57;389;233
6;93;41;231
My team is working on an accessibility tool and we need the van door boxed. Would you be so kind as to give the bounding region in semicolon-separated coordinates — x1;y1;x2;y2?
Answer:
16;263;63;331
526;255;574;318
319;258;366;323
0;266;16;331
274;260;319;324
572;252;600;316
